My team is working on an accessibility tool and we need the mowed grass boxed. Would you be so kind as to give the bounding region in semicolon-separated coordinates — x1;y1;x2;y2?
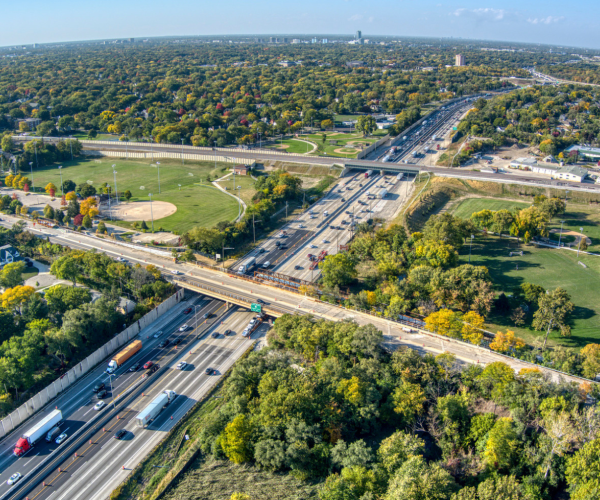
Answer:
452;198;531;219
297;131;384;158
214;174;256;205
459;235;600;348
452;197;600;253
266;138;314;155
27;158;247;233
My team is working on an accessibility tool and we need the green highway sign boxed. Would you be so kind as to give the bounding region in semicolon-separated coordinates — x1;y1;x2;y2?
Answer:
452;126;458;131
250;303;262;313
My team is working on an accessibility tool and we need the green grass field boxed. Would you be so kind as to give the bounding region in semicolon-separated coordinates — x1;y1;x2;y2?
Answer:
24;158;247;233
296;131;385;158
265;138;315;155
452;198;531;219
451;197;600;253
213;174;256;205
460;235;600;348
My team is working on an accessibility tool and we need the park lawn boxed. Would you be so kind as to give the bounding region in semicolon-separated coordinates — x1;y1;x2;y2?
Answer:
265;138;314;155
297;131;381;158
452;198;531;219
452;197;600;253
23;158;240;233
459;234;600;349
213;174;257;205
22;268;39;281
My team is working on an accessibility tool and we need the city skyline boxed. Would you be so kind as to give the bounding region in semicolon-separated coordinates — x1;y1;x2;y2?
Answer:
1;0;598;50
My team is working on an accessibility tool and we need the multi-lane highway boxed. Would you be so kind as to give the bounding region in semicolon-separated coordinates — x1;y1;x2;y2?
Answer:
0;294;230;497
20;308;267;500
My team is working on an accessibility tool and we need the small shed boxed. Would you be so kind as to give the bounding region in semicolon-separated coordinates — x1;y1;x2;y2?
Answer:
232;165;249;175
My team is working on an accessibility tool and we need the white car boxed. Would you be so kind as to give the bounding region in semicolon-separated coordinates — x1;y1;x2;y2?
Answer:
249;319;257;326
94;401;106;411
179;324;189;332
7;473;21;486
321;239;328;244
176;361;187;370
115;257;125;262
262;261;270;268
171;269;180;275
55;433;68;445
298;224;305;228
309;244;317;249
153;330;163;338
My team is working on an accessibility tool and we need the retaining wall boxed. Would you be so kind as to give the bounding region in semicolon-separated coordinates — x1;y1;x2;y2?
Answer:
0;289;184;439
356;135;390;159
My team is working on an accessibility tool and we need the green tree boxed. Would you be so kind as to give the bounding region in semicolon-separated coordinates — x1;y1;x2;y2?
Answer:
1;135;14;153
82;215;92;229
356;115;377;136
221;414;254;464
483;417;519;471
44;285;92;315
385;456;457;500
566;437;600;500
319;253;357;288
124;190;132;202
50;255;80;286
377;430;425;475
533;287;575;347
0;262;25;288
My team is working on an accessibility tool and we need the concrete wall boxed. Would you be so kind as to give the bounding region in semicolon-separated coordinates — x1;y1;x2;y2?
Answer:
356;135;390;159
0;290;184;439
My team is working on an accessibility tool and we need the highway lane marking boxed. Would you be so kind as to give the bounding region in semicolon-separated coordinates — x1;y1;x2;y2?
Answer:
60;325;256;500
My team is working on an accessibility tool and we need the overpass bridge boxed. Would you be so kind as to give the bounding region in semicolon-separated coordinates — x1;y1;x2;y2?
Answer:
12;135;600;194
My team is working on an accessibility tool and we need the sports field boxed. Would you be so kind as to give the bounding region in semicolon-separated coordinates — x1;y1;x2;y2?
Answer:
26;158;247;233
460;235;600;348
265;138;315;154
452;198;531;219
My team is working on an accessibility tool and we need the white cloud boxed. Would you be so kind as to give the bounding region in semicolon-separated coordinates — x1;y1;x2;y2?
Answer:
527;16;564;25
454;8;510;22
348;14;363;21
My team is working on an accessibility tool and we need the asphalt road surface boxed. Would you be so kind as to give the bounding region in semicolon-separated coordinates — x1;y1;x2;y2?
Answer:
21;309;268;500
0;294;227;497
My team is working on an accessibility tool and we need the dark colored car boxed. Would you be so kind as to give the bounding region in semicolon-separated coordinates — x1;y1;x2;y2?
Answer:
93;383;105;393
256;299;265;304
113;429;127;440
294;265;301;270
183;307;192;314
96;389;107;399
129;362;140;372
158;339;170;348
173;337;182;345
307;253;313;259
205;368;215;375
211;332;219;339
149;364;160;374
225;329;232;336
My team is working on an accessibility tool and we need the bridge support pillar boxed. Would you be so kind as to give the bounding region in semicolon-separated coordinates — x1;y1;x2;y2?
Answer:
226;302;231;310
380;169;385;176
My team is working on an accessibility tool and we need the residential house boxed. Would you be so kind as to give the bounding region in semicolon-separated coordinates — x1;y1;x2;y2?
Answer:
0;245;21;267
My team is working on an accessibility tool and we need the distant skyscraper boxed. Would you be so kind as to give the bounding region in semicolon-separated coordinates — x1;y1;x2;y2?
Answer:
269;37;274;43
283;37;288;43
312;38;318;43
455;54;465;66
322;39;328;44
356;30;362;40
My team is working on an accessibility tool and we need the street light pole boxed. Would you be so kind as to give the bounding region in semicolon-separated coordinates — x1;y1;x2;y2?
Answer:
577;227;585;257
29;162;34;191
468;234;474;263
112;166;119;204
156;162;161;194
148;193;154;232
558;220;565;248
58;166;64;195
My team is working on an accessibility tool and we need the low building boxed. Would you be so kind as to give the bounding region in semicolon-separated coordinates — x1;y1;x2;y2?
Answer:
117;297;137;315
232;165;249;175
566;145;600;160
554;165;588;182
509;157;538;170
0;245;21;267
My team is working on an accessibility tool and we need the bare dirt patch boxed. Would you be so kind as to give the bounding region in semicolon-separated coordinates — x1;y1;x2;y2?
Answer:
271;144;290;149
104;201;177;221
549;228;591;244
334;147;361;154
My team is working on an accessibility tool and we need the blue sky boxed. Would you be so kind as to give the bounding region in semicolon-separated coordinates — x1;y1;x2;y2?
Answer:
2;0;599;50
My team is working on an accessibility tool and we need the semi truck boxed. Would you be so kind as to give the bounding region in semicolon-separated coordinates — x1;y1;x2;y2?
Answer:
364;170;373;178
238;256;256;274
396;173;404;181
14;409;63;457
107;340;142;374
378;189;388;199
135;390;177;427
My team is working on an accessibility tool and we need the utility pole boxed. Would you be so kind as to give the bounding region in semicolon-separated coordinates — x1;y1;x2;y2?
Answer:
557;220;565;248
